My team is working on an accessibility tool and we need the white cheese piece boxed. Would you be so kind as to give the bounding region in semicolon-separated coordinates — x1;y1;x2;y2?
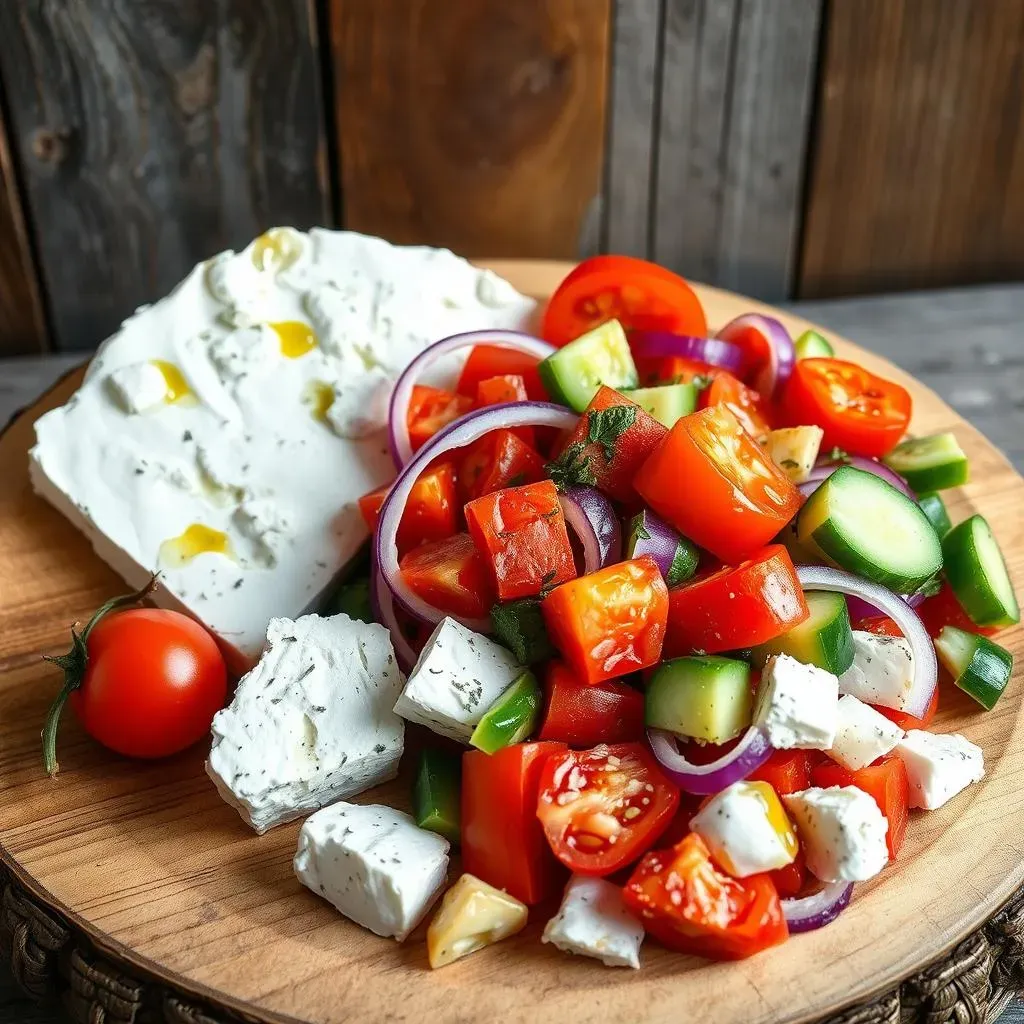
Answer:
294;801;449;941
754;653;839;749
231;497;291;568
427;873;528;968
839;631;916;711
206;612;405;833
827;694;904;771
542;875;643;969
763;426;824;483
393;618;523;742
784;786;889;882
324;366;393;440
894;729;984;809
29;228;536;671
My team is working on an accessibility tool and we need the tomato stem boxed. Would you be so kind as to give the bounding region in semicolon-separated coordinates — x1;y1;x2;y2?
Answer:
41;576;159;777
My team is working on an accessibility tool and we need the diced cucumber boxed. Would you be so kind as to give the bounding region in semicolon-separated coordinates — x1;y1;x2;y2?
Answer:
917;492;952;539
935;625;1014;710
619;382;697;428
794;329;835;360
538;319;639;412
883;432;969;492
645;656;752;744
490;599;555;664
667;540;700;586
624;511;699;587
324;578;373;623
942;515;1020;627
751;590;854;675
469;670;542;754
413;749;461;844
796;466;942;593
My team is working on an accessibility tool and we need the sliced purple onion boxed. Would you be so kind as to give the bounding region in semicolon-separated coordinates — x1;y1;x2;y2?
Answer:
715;314;795;398
370;568;417;673
647;727;773;796
846;589;925;624
782;882;854;933
803;455;913;498
796;565;937;718
388;330;555;467
625;509;684;584
375;401;579;633
628;331;744;374
558;486;622;573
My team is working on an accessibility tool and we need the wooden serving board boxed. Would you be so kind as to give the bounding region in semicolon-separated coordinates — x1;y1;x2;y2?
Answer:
1;262;1022;1024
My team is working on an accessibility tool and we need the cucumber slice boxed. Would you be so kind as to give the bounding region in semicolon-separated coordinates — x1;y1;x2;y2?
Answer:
324;578;373;623
917;492;952;539
751;590;854;675
469;670;542;754
942;515;1020;627
538;319;639;412
619;383;697;428
794;329;834;360
413;749;461;844
883;432;969;492
935;625;1014;710
645;656;752;744
490;599;555;665
796;466;942;593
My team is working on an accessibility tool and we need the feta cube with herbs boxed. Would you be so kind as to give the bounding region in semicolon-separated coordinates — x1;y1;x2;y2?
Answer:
35;245;1017;969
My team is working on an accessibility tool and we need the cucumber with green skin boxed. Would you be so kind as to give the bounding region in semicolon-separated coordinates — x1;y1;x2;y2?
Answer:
917;492;953;539
645;656;752;744
883;432;969;492
752;590;854;675
942;515;1020;627
619;383;697;427
538;320;639;412
935;625;1014;710
469;671;543;754
413;749;461;844
794;329;834;360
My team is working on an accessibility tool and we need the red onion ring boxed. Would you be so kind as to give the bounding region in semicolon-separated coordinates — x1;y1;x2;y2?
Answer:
628;331;744;374
370;568;417;673
796;565;937;718
558;486;622;573
626;509;685;583
375;401;579;633
388;330;556;467
647;727;773;795
783;881;854;933
715;314;795;398
846;589;925;624
803;455;913;498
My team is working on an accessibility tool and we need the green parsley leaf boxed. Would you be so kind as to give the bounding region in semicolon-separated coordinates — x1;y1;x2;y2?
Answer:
546;442;596;490
490;599;556;664
586;405;637;462
630;513;651;541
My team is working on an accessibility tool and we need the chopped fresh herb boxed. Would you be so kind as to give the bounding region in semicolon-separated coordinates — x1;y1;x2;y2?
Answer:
828;446;851;464
538;570;559;599
631;514;651;541
586;405;637;461
490;598;557;664
546;442;596;490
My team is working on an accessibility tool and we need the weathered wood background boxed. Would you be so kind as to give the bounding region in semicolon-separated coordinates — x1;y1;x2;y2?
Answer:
0;0;1022;355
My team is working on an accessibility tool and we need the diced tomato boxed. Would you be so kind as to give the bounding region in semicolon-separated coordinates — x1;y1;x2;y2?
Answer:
656;793;706;850
623;834;788;960
769;848;807;898
781;358;911;458
874;686;939;731
634;354;717;388
853;615;902;637
462;741;567;904
457;429;545;503
811;755;910;859
664;545;808;657
407;385;473;452
551;385;668;502
543;255;707;347
543;556;668;685
399;532;494;620
634;405;802;564
700;370;773;440
473;374;534;447
457;344;547;401
357;462;459;555
536;743;679;876
465;480;576;601
537;662;645;747
918;581;1000;639
749;749;812;796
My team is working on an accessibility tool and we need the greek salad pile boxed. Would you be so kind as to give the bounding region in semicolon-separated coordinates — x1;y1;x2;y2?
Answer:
41;253;1019;970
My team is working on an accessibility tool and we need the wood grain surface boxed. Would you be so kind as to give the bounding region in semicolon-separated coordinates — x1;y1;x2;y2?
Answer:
799;0;1024;299
329;0;609;260
1;262;1022;1024
0;0;329;353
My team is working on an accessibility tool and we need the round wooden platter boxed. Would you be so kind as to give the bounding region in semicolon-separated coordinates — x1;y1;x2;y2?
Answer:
1;261;1023;1024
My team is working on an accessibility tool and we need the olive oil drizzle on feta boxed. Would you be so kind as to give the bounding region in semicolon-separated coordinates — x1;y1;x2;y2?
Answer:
302;380;336;423
151;360;196;404
269;320;318;359
158;523;236;568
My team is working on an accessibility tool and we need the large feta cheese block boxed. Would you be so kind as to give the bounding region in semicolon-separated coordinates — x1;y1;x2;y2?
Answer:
894;730;985;809
29;228;536;670
827;694;904;771
542;875;644;969
754;653;839;750
207;612;405;833
393;618;523;742
294;802;450;940
838;631;916;711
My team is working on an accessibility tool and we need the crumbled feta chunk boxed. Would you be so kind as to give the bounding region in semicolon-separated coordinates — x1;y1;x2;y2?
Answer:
208;325;277;383
393;618;523;742
232;498;291;568
324;367;393;440
106;362;168;414
894;730;984;809
476;269;522;308
207;613;405;833
754;653;839;749
839;631;916;711
827;694;904;771
294;801;449;940
784;786;889;881
542;876;643;969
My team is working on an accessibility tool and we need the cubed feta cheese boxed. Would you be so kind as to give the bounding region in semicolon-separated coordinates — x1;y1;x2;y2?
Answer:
542;875;644;969
324;366;393;440
294;802;449;940
894;729;984;809
827;694;904;771
763;426;824;483
784;786;889;881
207;612;405;833
754;653;839;749
393;618;523;742
106;361;168;414
839;631;915;711
427;874;528;968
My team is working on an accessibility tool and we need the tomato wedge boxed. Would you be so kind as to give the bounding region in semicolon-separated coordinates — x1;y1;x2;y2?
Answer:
700;370;773;440
918;581;1000;640
458;429;545;503
623;834;788;959
399;532;494;619
537;662;645;747
748;749;812;796
358;462;459;555
781;358;911;458
407;385;474;452
536;742;679;876
457;344;547;401
543;255;707;347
